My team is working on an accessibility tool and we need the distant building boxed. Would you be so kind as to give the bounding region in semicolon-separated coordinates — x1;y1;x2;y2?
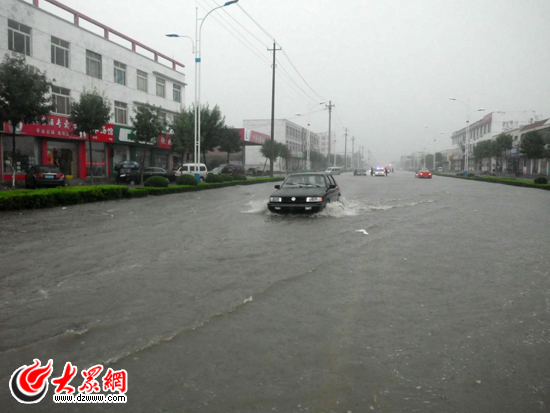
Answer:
450;111;540;171
1;0;186;181
242;119;321;171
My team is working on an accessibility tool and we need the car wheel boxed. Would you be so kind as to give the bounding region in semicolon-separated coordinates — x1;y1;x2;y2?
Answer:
200;176;205;182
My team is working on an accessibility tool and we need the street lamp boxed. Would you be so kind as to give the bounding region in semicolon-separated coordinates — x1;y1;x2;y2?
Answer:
449;97;485;173
168;0;239;182
165;32;195;170
295;101;326;171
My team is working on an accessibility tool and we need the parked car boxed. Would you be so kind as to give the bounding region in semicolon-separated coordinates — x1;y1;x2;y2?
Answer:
25;165;66;189
173;163;208;181
114;161;140;172
208;165;226;175
373;166;386;176
142;167;176;182
416;168;432;179
354;169;367;176
246;167;261;176
221;164;245;176
267;172;341;214
324;166;342;175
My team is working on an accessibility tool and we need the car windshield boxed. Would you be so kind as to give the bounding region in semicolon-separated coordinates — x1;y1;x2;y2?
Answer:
283;175;325;187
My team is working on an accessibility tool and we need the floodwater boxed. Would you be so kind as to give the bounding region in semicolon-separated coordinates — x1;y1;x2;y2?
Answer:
1;171;549;412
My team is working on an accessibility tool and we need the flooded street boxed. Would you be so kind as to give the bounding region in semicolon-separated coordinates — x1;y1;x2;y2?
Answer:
1;171;550;412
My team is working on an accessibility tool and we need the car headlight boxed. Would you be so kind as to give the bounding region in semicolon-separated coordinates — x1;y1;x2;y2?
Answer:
306;197;323;202
270;197;282;202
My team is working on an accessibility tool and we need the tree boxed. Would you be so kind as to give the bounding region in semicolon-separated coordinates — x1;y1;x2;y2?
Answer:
520;131;545;159
218;127;242;163
310;150;327;171
0;53;54;187
171;107;193;164
279;144;291;171
171;104;227;164
69;89;112;185
260;140;283;172
130;103;166;181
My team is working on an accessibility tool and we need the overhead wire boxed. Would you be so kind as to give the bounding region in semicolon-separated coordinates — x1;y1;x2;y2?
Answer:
195;0;321;104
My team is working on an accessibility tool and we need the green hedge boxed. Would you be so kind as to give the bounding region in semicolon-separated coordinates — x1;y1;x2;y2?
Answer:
435;173;550;190
176;174;199;186
0;177;284;211
144;176;169;187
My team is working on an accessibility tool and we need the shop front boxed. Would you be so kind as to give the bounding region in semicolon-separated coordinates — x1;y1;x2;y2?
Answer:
113;125;173;173
1;115;114;181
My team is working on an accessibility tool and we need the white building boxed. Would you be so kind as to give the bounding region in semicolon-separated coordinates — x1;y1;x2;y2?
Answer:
242;119;321;171
449;110;540;171
1;0;186;181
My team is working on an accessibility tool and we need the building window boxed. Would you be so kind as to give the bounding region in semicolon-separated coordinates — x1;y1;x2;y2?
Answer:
8;19;31;56
114;101;127;125
156;77;165;98
137;70;148;92
114;61;126;85
173;84;181;103
51;36;69;68
86;50;102;79
51;86;70;115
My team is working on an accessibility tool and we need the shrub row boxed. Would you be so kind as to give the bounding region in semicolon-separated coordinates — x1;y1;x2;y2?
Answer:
0;177;284;211
438;173;550;191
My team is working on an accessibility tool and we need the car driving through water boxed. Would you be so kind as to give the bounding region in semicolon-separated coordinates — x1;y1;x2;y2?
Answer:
267;172;341;214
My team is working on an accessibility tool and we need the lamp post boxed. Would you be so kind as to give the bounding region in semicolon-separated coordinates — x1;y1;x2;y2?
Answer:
449;97;485;173
295;101;326;172
165;32;195;167
168;0;239;182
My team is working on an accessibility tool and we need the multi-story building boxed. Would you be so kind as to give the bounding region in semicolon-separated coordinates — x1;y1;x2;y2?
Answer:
505;118;550;176
449;110;540;171
1;0;186;181
242;119;321;171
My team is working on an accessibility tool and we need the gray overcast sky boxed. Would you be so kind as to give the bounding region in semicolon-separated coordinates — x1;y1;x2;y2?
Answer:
50;0;550;164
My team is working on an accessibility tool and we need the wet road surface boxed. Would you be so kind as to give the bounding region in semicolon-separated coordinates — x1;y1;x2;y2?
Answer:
1;171;550;412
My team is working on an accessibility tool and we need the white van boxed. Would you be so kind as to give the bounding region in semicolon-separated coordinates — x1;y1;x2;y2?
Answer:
172;163;208;181
324;166;342;175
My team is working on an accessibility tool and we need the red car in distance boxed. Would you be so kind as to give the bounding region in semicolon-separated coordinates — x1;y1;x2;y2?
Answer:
416;168;432;179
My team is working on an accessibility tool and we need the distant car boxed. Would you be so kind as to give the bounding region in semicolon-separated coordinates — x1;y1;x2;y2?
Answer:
25;165;65;189
437;167;443;173
324;166;342;175
373;166;386;176
416;168;432;179
208;165;226;175
354;169;367;176
114;161;140;172
221;164;245;176
246;167;261;176
268;172;341;214
173;163;208;181
142;167;176;182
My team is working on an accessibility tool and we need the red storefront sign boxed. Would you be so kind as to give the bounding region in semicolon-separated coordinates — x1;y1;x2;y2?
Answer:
238;128;270;145
157;135;172;149
4;115;114;143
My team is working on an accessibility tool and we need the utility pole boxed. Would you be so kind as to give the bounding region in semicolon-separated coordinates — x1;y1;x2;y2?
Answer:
351;136;355;169
326;101;335;168
361;146;364;169
343;128;348;170
268;41;281;177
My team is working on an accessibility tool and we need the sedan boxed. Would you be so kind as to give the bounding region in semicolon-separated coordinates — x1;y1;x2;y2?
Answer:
267;172;340;214
25;165;65;189
354;169;367;176
373;166;386;176
416;168;433;179
143;167;176;182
